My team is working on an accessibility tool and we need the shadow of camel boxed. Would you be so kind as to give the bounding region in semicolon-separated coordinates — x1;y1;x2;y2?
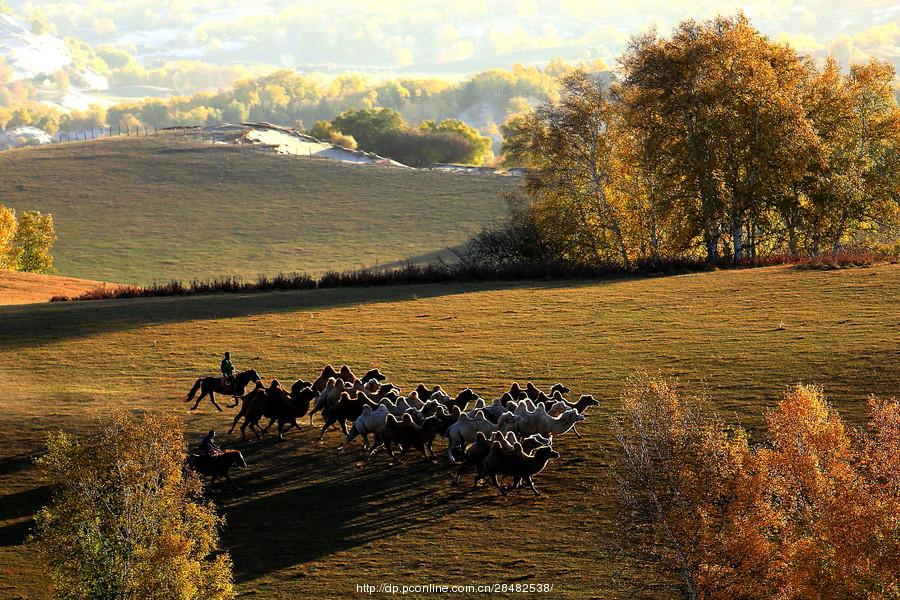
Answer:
207;428;510;583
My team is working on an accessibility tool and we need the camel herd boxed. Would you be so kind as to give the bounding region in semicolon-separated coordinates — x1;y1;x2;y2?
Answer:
192;364;598;496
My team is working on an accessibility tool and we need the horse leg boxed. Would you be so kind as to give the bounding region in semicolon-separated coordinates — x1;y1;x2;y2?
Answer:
191;387;207;410
229;394;240;408
209;391;223;412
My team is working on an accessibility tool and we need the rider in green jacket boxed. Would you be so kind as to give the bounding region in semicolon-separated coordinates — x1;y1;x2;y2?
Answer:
221;352;235;390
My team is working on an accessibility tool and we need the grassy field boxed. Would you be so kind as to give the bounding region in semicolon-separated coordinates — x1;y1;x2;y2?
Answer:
0;265;897;598
0;271;115;305
0;138;514;285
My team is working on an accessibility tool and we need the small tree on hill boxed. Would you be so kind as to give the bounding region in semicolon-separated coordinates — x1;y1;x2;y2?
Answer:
30;411;234;600
13;209;56;273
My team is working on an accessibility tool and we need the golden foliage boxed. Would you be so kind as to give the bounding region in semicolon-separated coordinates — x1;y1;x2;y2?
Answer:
30;411;234;600
0;204;17;270
614;377;899;599
12;209;56;273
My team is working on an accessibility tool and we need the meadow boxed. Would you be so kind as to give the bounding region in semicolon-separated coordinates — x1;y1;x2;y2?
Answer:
0;264;896;598
0;138;514;285
0;271;109;305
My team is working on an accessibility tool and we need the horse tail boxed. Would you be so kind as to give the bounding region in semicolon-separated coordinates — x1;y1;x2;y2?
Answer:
185;378;203;402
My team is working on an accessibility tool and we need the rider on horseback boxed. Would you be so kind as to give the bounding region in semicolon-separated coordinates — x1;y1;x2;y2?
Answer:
221;352;236;392
198;429;222;457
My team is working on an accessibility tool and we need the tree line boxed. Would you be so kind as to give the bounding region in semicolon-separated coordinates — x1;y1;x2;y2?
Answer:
501;14;899;265
2;57;608;166
0;205;56;273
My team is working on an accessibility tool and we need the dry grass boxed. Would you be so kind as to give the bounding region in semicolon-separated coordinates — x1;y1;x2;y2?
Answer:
0;138;513;285
0;265;897;598
0;271;115;306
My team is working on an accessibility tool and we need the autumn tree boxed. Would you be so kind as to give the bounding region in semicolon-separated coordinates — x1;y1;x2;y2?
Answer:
612;377;900;599
419;118;493;165
756;386;900;597
505;70;632;267
30;411;234;600
620;14;820;263
612;374;776;598
800;59;900;254
0;204;17;270
13;209;56;273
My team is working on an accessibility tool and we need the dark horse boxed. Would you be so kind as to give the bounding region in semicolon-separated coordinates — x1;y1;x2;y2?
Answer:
188;449;247;489
184;369;262;411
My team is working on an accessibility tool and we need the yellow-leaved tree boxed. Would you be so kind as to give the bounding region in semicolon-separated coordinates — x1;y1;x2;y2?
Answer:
30;411;234;600
12;209;56;273
0;204;17;270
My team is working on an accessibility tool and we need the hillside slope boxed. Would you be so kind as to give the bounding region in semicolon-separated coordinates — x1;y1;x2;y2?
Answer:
0;138;514;284
0;265;897;597
0;271;113;305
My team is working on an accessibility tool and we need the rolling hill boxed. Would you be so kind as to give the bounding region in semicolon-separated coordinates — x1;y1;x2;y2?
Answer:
0;271;114;305
0;137;515;285
0;265;896;597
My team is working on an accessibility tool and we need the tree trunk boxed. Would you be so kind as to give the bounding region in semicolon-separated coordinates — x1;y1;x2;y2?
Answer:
731;210;743;262
705;228;719;265
832;209;849;253
787;209;798;258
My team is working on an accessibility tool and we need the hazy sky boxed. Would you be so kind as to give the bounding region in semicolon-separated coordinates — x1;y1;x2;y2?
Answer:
13;0;900;72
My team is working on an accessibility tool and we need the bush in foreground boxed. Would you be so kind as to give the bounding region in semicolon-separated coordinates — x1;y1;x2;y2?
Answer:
613;375;899;599
30;411;234;600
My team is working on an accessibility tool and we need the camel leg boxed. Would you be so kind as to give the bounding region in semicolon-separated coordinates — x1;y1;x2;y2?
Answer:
229;394;240;408
261;418;276;433
209;391;223;412
229;408;246;434
317;421;331;442
572;425;582;438
339;419;348;435
456;462;467;483
367;443;382;463
489;474;507;496
340;427;359;452
385;442;397;459
527;477;541;496
226;473;239;490
239;421;248;441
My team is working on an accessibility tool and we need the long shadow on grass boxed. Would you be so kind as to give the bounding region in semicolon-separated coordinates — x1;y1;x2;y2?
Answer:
215;427;504;583
0;278;623;351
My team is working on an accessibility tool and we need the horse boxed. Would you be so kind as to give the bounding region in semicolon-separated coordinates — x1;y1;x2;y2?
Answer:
187;449;247;489
184;369;262;411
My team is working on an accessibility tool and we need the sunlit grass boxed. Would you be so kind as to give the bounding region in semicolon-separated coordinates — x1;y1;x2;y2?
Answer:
0;137;514;285
0;265;896;597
